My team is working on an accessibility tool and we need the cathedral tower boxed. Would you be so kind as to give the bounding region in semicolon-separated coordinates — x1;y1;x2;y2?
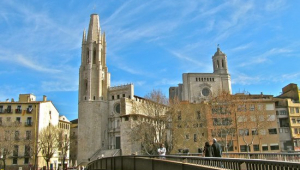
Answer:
78;14;110;165
79;14;110;102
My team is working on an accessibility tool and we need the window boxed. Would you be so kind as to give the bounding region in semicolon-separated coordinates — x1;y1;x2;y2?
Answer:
290;108;295;114
268;128;277;134
26;131;31;140
0;105;3;113
6;117;11;122
13;145;18;156
0;117;2;125
16;105;22;113
112;95;114;100
249;105;255;111
15;131;20;140
270;144;279;150
240;145;250;152
294;128;299;135
280;110;287;115
13;158;18;164
196;111;201;119
27;105;33;113
26;117;32;126
123;94;125;97
252;129;258;135
117;95;120;99
262;145;268;151
7;105;12;113
239;129;249;136
253;145;260;151
24;145;30;156
297;119;300;124
185;134;189;140
24;158;29;164
16;117;21;123
292;119;296;124
194;134;197;142
296;108;300;113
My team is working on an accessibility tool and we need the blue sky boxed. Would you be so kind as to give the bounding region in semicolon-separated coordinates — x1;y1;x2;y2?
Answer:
1;0;300;121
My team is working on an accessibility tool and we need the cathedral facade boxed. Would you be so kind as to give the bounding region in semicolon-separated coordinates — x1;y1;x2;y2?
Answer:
169;47;232;103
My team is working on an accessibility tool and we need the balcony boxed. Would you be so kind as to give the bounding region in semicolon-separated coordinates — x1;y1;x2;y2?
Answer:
5;109;12;114
15;109;22;114
25;122;33;127
27;108;33;113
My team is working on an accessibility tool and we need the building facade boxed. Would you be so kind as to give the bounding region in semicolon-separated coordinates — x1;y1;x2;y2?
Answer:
0;94;60;170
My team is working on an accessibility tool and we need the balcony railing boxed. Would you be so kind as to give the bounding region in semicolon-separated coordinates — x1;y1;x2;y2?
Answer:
25;122;33;127
5;109;12;113
15;109;22;114
27;108;33;113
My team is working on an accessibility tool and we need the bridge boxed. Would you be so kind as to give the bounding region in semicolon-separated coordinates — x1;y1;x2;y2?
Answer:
87;155;300;170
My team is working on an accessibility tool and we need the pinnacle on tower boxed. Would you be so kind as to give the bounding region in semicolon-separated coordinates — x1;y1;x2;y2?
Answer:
82;29;86;44
87;14;100;43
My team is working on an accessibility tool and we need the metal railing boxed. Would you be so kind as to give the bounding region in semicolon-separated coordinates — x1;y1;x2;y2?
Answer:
87;155;300;170
177;152;300;162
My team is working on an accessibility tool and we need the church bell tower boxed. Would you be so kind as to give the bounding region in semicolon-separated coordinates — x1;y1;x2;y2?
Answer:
79;14;110;102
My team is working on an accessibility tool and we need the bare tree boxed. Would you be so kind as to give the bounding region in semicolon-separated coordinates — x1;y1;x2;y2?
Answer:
168;99;209;154
208;91;237;153
0;121;21;170
130;89;169;155
39;125;59;170
57;129;72;170
235;95;275;153
22;131;41;170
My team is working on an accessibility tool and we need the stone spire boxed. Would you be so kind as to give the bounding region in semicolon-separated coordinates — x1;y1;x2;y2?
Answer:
87;14;100;43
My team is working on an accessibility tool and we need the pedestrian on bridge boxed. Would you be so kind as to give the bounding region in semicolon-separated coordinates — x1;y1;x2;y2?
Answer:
203;142;214;157
158;143;166;159
212;138;222;157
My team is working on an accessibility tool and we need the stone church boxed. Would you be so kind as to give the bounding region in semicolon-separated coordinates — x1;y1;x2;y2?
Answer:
77;14;232;165
169;47;232;103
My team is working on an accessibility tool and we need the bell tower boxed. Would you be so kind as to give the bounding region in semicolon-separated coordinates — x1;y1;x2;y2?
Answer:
212;45;229;74
79;14;110;102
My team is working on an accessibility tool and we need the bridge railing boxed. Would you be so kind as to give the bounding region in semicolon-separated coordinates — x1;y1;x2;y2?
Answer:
87;155;300;170
176;152;300;162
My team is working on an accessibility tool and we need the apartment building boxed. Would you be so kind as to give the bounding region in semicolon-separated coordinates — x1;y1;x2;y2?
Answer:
0;94;60;170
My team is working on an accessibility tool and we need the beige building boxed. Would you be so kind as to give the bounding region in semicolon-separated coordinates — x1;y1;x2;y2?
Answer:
276;83;300;151
0;94;60;170
69;119;78;167
58;116;71;168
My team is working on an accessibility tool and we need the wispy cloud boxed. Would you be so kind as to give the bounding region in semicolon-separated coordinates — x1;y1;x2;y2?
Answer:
238;48;292;67
169;51;207;68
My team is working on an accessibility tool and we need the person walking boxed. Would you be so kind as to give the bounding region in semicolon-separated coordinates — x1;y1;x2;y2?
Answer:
203;142;214;157
212;138;222;157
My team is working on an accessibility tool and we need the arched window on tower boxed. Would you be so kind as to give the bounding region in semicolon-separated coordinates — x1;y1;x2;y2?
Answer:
93;48;96;64
217;60;219;68
86;48;89;64
222;59;224;68
85;80;88;92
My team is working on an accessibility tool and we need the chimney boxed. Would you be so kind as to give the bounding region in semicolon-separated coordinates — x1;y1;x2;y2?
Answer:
43;95;47;101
